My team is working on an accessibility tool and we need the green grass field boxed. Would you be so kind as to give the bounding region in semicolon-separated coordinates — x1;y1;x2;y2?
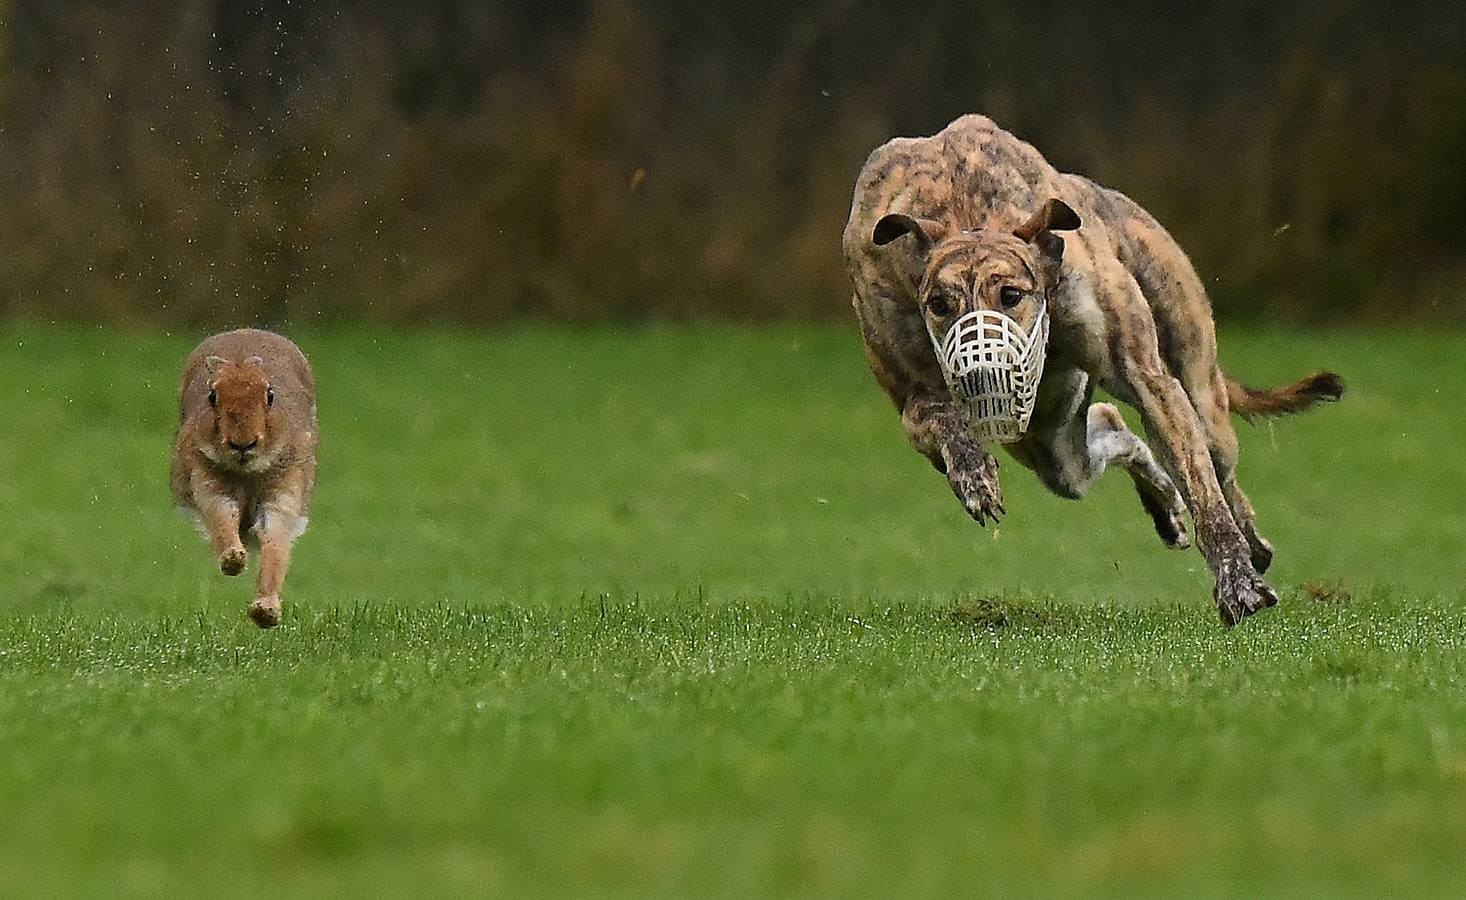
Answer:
1;325;1463;897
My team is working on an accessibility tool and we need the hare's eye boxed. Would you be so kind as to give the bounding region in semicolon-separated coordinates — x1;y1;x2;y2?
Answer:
999;286;1023;309
207;388;217;408
266;387;275;408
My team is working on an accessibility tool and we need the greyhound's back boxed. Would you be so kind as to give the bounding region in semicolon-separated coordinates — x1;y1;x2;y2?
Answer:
844;116;1067;275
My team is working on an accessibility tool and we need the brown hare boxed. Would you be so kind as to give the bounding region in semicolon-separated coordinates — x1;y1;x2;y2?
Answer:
171;329;318;628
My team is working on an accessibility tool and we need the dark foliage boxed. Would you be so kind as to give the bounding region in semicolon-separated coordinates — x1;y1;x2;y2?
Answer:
1;0;1462;325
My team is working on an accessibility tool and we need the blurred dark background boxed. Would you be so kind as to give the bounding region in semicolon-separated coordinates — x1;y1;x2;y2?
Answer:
1;0;1462;327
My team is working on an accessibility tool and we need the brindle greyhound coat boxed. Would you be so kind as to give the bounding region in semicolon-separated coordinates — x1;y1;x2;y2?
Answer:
843;114;1341;626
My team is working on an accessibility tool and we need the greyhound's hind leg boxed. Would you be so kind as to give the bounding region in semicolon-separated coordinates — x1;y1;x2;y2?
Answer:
1010;385;1189;549
1087;403;1190;550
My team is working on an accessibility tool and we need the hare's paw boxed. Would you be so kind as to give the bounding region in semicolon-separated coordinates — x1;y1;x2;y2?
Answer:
219;546;247;577
247;595;281;629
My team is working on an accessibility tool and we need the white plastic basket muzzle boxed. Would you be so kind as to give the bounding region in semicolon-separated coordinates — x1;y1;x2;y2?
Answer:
928;303;1050;445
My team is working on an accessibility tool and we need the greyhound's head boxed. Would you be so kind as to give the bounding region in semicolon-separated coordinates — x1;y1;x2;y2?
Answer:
871;198;1081;339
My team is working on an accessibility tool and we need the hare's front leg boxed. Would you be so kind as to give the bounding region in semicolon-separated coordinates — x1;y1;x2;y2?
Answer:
190;470;246;576
247;476;310;629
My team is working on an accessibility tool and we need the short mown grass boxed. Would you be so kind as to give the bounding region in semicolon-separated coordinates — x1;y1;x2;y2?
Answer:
0;325;1462;896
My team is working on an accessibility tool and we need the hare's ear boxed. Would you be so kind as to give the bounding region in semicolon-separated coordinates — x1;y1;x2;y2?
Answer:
872;214;948;256
204;355;228;376
243;356;264;367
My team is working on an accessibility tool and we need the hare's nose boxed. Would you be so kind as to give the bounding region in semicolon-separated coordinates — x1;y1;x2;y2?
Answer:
229;439;258;453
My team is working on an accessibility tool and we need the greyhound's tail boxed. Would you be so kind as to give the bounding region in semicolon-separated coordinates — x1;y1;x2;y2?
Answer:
1225;370;1344;423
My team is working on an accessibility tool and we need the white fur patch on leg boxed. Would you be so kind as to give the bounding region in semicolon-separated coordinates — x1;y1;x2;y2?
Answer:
1086;429;1133;475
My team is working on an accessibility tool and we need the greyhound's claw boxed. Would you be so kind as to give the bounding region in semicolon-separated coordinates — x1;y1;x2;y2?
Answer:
1213;559;1279;627
948;464;1004;526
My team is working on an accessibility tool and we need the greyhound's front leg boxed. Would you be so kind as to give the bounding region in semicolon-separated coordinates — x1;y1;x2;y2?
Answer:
902;396;1004;525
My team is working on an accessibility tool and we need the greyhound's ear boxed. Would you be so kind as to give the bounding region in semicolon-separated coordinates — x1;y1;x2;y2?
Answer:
204;355;228;375
1014;198;1080;242
872;214;948;254
1015;198;1081;266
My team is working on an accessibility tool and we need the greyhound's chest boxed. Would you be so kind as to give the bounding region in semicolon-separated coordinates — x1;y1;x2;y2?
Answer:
1049;270;1116;383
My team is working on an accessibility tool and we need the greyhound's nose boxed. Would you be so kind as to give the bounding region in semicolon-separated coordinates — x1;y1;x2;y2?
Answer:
229;439;259;453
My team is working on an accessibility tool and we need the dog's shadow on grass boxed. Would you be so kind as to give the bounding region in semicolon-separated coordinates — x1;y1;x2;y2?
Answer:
942;580;1369;638
946;595;1073;632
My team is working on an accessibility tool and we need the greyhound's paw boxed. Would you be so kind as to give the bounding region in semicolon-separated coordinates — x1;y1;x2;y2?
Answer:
1167;522;1191;550
1213;560;1279;627
948;457;1004;526
219;546;247;577
1136;487;1190;550
247;595;282;629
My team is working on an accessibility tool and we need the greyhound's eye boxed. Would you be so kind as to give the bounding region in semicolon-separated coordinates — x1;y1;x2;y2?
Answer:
999;286;1023;309
926;293;953;318
207;388;217;408
266;387;275;408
